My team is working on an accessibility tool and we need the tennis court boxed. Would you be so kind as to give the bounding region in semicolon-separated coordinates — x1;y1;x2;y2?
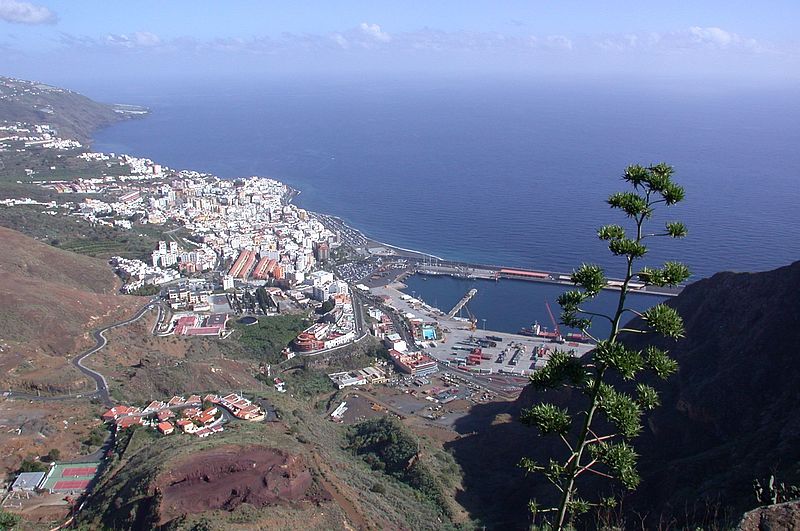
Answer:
53;479;91;490
40;461;101;493
62;466;97;477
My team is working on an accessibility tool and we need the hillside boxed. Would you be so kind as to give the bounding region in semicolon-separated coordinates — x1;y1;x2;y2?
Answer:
0;76;136;143
79;396;465;531
0;225;140;393
619;260;800;524
446;261;800;528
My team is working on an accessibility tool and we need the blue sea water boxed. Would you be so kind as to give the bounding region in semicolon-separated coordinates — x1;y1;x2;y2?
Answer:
90;77;800;331
402;274;663;338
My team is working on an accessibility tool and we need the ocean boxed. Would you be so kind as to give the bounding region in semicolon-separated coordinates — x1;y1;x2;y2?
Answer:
90;77;800;333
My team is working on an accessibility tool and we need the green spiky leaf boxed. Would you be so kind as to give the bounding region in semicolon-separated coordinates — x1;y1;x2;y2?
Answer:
571;263;607;296
598;224;626;241
590;441;640;489
529;350;587;389
557;290;586;312
520;403;572;435
597;383;642;439
608;238;648;258
622;164;649;188
607;191;650;218
661;261;691;285
593;341;643;380
665;221;688;238
641;304;685;338
643;346;679;379
636;383;660;411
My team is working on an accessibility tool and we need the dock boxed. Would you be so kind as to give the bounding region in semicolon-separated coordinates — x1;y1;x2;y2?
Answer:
413;260;680;297
447;288;478;318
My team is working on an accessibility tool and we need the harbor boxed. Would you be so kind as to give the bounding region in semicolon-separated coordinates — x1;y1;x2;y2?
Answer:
368;282;598;387
407;260;681;298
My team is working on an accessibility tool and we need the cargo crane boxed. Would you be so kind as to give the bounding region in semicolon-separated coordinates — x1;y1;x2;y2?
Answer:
465;304;478;332
545;300;564;343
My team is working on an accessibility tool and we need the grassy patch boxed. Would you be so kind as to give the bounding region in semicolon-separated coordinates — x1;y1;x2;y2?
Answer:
345;417;454;518
233;315;310;364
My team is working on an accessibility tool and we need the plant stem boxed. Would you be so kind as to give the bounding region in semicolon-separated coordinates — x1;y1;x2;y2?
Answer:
553;207;647;530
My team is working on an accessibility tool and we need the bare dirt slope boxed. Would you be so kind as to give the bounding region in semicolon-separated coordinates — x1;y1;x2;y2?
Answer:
0;226;140;392
156;445;329;524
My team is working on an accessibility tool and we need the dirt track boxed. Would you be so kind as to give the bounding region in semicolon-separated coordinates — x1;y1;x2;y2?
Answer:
155;445;330;524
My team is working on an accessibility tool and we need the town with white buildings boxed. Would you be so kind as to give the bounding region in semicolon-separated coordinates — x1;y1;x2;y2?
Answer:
1;118;366;352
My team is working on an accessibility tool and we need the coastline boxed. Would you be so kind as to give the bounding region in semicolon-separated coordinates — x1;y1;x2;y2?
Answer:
86;107;679;299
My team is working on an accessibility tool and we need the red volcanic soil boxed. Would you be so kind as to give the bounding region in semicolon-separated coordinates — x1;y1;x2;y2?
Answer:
155;445;329;524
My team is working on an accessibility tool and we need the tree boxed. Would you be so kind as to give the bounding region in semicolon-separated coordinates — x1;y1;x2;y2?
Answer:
319;298;335;314
519;163;690;529
0;509;20;530
17;457;47;473
46;448;61;462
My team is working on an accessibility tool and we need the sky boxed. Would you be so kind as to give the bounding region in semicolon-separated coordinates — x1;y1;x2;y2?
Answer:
0;0;798;89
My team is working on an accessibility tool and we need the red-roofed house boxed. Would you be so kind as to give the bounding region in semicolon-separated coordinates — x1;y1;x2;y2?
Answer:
167;396;185;406
197;407;218;425
143;400;166;413
156;410;176;422
102;405;133;421
157;422;174;435
116;416;144;429
174;315;198;336
182;407;200;418
186;395;202;405
186;326;223;337
176;419;198;433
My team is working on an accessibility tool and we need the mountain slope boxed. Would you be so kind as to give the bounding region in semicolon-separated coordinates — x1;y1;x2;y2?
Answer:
0;225;140;393
0;76;128;143
621;260;800;523
446;261;800;528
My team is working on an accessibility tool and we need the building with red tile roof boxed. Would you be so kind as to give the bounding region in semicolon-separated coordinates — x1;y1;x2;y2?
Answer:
116;416;144;429
101;405;135;421
156;410;176;421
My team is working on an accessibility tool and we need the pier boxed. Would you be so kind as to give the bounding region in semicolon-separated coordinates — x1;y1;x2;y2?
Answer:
411;260;681;297
448;288;478;317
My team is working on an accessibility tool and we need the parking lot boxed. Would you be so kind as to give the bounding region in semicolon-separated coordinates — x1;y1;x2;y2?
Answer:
370;284;596;379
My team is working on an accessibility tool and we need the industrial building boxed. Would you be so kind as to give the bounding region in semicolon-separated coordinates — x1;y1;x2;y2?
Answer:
387;349;439;378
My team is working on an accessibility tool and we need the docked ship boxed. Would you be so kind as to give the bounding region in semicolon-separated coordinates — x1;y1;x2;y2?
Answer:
518;321;561;341
518;322;592;343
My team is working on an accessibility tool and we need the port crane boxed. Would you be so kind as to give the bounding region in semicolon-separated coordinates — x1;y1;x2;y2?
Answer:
545;300;564;343
464;304;478;332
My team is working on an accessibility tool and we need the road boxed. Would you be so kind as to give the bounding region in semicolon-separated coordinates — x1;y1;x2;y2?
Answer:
5;299;160;407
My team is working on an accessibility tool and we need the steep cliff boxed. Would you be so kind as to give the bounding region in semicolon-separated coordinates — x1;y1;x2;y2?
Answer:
448;261;800;528
622;260;800;523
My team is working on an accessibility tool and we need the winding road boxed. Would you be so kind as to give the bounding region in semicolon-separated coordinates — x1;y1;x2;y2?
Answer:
5;299;161;407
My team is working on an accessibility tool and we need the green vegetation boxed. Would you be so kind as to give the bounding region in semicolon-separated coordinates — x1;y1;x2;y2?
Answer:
520;163;690;529
17;457;48;473
346;417;450;517
234;314;310;364
276;368;334;399
85;425;108;448
317;298;335;314
0;204;185;262
0;509;21;530
127;284;160;296
46;448;61;462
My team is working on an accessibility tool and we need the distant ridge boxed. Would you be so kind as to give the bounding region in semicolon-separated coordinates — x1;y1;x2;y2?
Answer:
0;76;141;143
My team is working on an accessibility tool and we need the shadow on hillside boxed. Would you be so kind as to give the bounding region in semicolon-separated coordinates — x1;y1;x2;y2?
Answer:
444;398;565;530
